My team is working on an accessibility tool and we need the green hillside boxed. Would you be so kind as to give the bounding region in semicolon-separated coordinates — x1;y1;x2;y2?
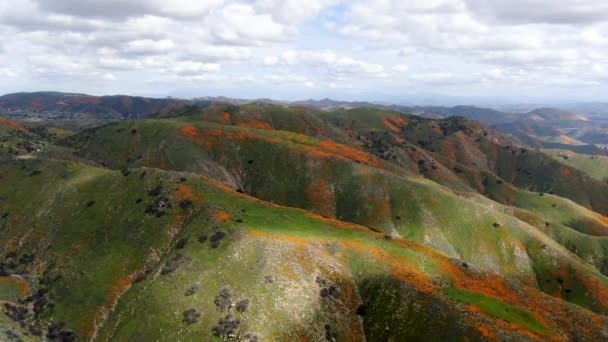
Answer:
543;149;608;183
2;104;608;341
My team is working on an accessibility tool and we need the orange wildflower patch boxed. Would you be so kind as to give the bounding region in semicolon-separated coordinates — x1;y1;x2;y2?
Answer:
0;117;29;133
437;258;521;304
305;177;334;217
0;276;30;297
474;322;497;340
560;166;574;178
175;184;200;204
594;214;608;227
216;210;231;222
223;111;231;124
316;140;384;168
179;125;201;141
236;113;273;129
105;278;131;312
382;115;408;132
581;273;608;308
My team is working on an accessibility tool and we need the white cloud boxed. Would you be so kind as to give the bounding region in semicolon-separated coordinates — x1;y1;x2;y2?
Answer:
1;0;608;101
393;64;409;72
206;4;295;44
170;61;221;75
124;39;176;54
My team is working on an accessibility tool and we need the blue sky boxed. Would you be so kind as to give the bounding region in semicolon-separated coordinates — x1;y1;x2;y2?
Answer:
1;0;608;104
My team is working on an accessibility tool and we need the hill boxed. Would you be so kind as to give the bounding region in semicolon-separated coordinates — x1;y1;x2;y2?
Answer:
2;103;608;340
0;92;190;127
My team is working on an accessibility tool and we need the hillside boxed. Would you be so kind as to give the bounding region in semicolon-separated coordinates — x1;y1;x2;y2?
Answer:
543;149;608;183
2;104;608;341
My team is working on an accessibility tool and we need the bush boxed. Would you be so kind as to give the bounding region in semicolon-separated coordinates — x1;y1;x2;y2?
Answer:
133;269;151;283
161;254;190;275
148;186;162;197
145;196;172;217
46;323;77;342
214;288;233;311
185;283;201;296
183;308;201;324
210;231;227;248
324;324;337;341
176;237;189;249
236;299;249;313
179;199;193;209
212;314;240;340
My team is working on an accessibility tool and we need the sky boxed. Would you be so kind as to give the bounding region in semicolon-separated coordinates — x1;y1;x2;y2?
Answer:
1;0;608;104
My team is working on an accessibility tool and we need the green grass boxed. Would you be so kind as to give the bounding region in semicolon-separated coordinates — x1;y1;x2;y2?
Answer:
543;149;608;182
443;287;549;335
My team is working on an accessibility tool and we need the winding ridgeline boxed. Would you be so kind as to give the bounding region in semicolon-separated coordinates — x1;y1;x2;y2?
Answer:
2;103;608;341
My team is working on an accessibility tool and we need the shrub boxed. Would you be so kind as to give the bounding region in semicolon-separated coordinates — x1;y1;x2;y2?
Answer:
212;314;240;340
210;231;227;248
145;196;172;217
46;323;77;342
161;254;190;275
176;237;189;249
133;269;151;283
148;186;162;197
356;304;367;316
183;309;201;324
236;299;249;313
185;283;201;296
179;199;193;209
214;288;233;311
324;324;337;341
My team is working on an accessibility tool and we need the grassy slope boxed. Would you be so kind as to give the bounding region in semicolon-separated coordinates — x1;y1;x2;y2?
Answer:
1;157;607;341
543;149;608;183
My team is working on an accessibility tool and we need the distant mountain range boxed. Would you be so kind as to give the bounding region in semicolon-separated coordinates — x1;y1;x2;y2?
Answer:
1;91;607;152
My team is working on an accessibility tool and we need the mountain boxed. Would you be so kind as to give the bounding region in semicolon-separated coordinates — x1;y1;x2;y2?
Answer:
2;103;608;340
0;92;189;127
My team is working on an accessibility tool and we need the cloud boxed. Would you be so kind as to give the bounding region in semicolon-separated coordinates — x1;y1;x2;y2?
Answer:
36;0;224;19
124;39;176;55
1;0;608;101
206;4;295;45
393;64;409;72
271;50;387;79
464;0;608;24
170;61;221;75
